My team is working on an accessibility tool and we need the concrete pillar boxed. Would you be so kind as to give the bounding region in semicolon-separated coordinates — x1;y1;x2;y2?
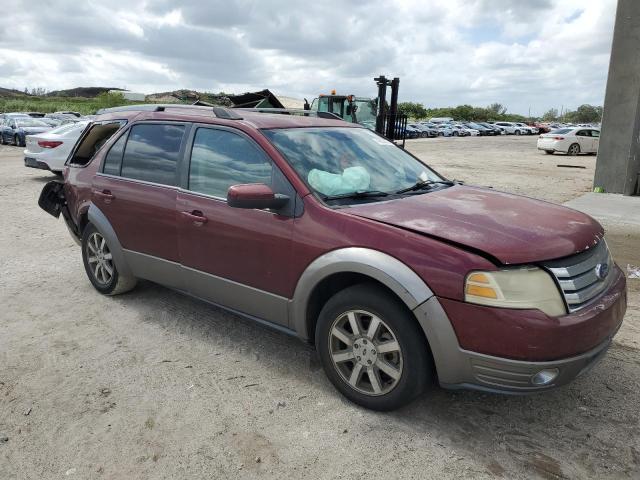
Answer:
594;0;640;196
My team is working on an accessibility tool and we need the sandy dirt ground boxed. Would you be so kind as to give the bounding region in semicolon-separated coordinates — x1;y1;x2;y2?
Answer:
0;136;638;479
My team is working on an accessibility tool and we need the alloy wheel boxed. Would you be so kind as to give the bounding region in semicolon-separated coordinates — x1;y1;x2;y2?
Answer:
568;144;580;155
86;232;114;285
328;310;403;396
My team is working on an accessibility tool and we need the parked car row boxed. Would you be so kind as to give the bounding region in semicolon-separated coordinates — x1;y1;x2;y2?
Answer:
405;119;601;140
0;110;92;174
404;120;507;138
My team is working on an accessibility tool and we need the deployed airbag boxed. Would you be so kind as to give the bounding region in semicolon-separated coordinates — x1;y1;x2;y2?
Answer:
308;166;371;196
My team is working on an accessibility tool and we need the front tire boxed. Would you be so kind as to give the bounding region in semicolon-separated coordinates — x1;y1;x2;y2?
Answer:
14;135;22;147
315;283;433;411
82;224;137;295
567;143;580;156
515;130;521;136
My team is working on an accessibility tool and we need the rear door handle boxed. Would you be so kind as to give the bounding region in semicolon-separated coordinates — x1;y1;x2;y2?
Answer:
94;189;115;203
181;210;208;225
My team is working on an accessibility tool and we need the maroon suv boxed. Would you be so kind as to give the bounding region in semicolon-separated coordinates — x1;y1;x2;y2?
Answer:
39;105;627;411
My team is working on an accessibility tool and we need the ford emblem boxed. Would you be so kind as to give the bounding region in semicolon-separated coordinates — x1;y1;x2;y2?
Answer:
595;263;609;280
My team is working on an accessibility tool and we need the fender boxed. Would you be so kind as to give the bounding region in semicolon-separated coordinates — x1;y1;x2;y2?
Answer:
289;247;434;340
87;203;133;278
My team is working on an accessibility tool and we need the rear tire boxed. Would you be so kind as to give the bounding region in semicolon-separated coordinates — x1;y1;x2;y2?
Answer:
568;143;580;156
515;130;521;135
453;131;459;136
544;150;554;155
82;224;137;295
315;283;433;411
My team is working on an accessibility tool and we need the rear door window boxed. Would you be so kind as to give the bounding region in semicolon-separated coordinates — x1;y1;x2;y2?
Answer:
188;128;272;198
120;124;186;186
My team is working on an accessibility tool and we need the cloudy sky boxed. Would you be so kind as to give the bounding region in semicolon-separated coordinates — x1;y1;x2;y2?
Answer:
0;0;617;115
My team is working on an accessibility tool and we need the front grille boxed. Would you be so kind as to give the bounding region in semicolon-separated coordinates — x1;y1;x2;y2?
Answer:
542;240;613;312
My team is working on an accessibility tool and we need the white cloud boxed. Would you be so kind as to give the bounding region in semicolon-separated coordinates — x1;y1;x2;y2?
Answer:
0;0;617;115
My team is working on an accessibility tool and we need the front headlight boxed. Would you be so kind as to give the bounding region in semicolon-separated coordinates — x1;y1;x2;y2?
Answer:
464;267;566;316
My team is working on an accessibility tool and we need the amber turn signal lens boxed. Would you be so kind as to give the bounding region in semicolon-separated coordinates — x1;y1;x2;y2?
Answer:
467;273;490;284
465;284;498;299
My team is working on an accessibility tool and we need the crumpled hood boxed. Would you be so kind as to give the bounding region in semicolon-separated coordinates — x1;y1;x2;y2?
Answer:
345;185;604;264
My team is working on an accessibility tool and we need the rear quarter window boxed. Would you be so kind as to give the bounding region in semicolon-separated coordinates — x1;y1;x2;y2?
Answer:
68;121;126;166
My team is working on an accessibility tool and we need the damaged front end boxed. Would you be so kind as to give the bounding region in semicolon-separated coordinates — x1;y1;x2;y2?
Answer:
38;180;81;244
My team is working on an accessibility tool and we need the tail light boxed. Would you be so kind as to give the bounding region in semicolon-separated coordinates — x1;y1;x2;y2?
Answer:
553;136;565;140
38;140;63;148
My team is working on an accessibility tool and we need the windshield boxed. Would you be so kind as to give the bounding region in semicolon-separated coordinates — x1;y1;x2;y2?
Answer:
262;127;442;199
353;99;377;126
549;128;572;134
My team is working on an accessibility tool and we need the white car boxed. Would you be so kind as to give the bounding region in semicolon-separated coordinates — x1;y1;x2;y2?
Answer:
448;124;472;136
514;123;538;134
24;121;89;174
537;127;600;155
454;124;480;136
493;121;529;135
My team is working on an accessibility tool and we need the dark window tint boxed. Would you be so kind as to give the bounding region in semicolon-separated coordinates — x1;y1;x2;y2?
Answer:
121;124;185;186
576;130;590;137
189;128;272;198
102;133;127;175
591;130;600;137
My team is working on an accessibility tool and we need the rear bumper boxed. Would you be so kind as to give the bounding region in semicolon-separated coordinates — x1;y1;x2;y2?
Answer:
412;268;626;393
24;156;51;171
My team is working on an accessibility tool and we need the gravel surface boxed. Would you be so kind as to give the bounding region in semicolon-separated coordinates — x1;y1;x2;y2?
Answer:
1;136;638;479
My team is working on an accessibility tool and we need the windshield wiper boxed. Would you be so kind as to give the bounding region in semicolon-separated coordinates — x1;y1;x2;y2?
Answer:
395;179;455;195
321;190;389;201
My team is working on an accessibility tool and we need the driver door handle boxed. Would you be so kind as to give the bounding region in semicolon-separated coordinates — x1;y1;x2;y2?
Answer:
94;189;115;203
181;210;208;225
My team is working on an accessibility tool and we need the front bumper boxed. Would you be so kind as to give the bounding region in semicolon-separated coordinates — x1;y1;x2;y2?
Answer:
440;335;615;393
412;268;626;393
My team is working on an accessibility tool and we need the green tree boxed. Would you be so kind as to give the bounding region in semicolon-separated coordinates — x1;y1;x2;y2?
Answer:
397;102;428;119
573;104;601;123
487;103;507;116
542;108;559;121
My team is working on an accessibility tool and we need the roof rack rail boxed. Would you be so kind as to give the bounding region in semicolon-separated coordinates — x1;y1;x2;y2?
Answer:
95;104;243;120
236;108;342;120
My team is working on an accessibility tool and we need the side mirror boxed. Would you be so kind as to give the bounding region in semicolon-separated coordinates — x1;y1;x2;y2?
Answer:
227;183;289;210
